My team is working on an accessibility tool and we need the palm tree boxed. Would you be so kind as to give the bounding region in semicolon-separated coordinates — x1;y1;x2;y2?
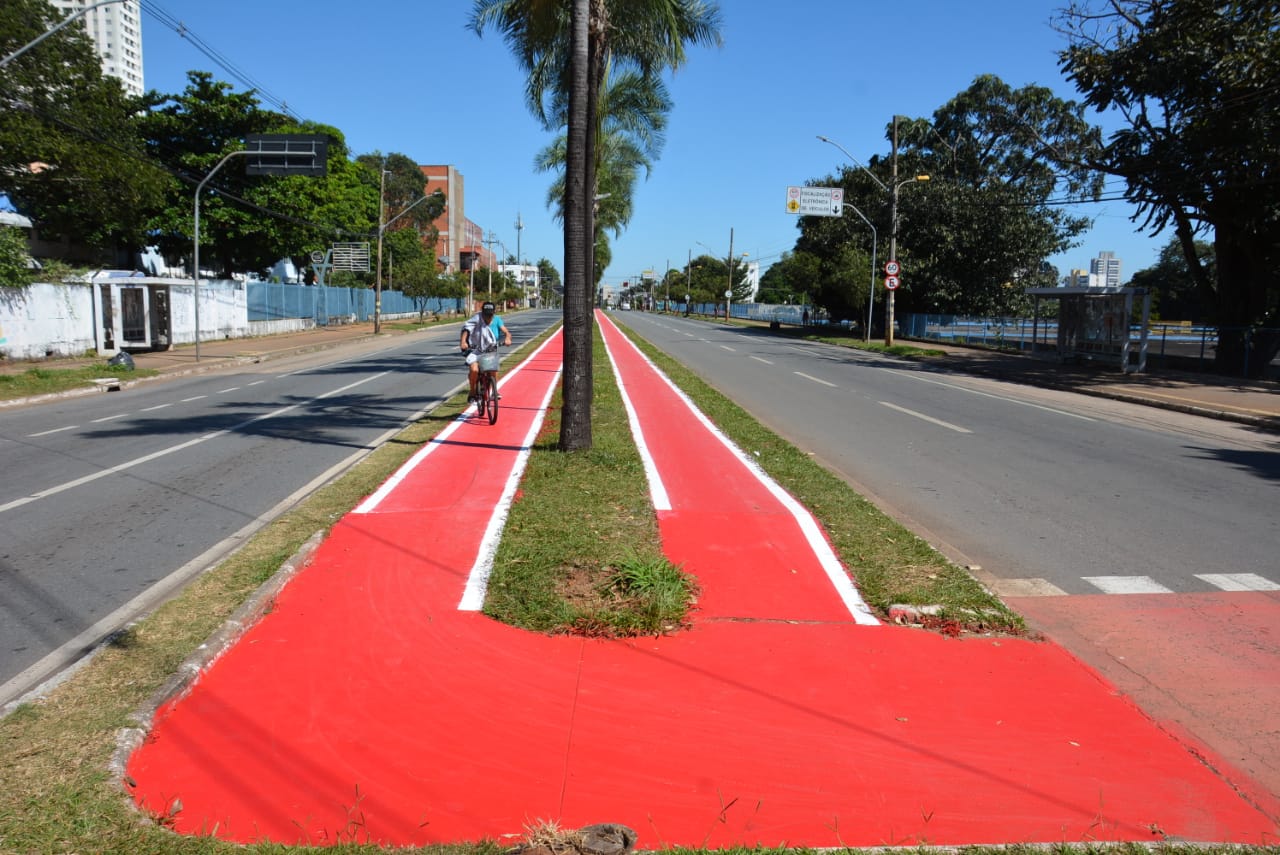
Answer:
470;0;722;451
536;65;671;278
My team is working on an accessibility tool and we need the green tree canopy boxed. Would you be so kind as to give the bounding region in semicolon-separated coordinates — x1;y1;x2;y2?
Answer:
1057;0;1280;375
0;0;166;253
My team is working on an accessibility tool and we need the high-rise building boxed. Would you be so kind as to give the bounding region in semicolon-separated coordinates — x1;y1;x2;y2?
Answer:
48;0;145;98
1090;251;1122;288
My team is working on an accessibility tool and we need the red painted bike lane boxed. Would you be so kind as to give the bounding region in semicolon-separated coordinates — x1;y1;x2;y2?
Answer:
125;319;1278;849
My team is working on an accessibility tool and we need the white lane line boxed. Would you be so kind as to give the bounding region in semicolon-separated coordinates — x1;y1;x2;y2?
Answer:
879;401;972;433
601;322;671;512
600;313;879;626
750;356;773;365
248;380;266;386
140;403;172;412
895;372;1096;422
28;425;78;437
0;372;388;515
218;386;240;394
181;395;207;402
1084;575;1173;594
1196;573;1280;592
720;345;736;352
356;339;556;514
795;371;837;387
457;355;562;612
90;414;128;423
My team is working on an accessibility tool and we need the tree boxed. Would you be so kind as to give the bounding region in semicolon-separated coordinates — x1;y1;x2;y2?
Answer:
1057;0;1280;376
470;0;722;450
139;73;376;278
0;225;31;285
1129;236;1215;322
0;0;166;256
757;250;821;307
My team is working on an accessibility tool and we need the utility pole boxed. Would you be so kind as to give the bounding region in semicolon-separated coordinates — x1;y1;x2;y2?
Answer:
726;227;734;320
886;117;900;347
484;230;499;298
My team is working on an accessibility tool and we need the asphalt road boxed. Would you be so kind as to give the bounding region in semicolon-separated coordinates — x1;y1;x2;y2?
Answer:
0;310;561;706
611;311;1279;593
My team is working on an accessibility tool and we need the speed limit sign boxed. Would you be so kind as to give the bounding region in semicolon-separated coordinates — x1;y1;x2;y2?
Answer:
884;275;901;290
884;260;900;276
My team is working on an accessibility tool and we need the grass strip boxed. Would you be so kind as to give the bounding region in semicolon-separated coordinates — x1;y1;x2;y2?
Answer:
0;363;159;400
484;328;695;636
609;316;1022;633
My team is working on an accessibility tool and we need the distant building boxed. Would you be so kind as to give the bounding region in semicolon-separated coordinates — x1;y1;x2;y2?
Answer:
1066;268;1093;288
1091;251;1122;288
499;262;541;306
49;0;145;98
420;164;496;274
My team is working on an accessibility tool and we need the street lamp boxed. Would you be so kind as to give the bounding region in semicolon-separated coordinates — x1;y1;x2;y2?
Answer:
0;0;128;69
886;174;929;346
817;130;929;346
376;179;443;333
839;202;877;342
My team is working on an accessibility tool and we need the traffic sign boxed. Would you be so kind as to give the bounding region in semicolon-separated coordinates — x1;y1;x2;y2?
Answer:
884;275;900;290
785;185;844;217
884;260;900;276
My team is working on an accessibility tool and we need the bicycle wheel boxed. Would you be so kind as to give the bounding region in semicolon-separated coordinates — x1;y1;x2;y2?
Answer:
483;374;499;424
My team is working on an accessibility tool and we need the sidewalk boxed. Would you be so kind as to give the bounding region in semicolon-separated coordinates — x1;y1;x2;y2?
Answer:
121;315;1279;848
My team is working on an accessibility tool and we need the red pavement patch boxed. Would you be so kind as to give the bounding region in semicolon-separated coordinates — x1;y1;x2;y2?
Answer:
125;322;1279;848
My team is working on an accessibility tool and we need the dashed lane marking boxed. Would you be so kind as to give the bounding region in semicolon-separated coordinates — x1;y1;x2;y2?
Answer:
1084;575;1174;594
1195;573;1280;592
27;425;78;437
750;356;773;365
879;401;972;433
794;372;837;387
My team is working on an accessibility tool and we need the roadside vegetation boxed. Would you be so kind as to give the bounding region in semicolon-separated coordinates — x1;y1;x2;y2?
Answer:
0;361;159;400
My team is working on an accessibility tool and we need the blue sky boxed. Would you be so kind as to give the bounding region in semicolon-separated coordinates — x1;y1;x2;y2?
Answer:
139;0;1164;289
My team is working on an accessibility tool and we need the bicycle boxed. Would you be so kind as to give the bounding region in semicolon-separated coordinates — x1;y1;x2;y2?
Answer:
474;348;501;424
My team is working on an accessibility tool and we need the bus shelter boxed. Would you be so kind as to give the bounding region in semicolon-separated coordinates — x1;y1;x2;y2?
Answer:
1025;286;1152;374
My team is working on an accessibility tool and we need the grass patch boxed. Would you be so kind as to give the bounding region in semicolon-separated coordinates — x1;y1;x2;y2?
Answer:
0;362;158;401
611;317;1022;633
483;328;695;636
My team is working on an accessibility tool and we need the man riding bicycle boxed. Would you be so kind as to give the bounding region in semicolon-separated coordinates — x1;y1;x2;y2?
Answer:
460;301;512;403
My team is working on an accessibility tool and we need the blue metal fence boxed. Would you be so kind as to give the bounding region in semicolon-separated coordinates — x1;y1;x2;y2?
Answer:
247;282;454;324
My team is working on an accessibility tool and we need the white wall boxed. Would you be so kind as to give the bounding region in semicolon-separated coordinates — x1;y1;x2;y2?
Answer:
0;282;97;359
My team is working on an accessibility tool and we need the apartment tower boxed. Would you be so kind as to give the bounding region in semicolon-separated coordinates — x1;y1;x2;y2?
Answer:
48;0;145;97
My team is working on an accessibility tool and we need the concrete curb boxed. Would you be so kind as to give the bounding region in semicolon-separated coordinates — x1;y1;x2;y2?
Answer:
111;529;327;793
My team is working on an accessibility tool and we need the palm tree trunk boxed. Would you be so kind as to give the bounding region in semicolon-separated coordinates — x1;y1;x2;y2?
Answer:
560;0;593;451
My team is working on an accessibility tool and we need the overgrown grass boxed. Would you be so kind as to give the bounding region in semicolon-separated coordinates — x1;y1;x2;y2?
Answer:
0;362;158;401
483;329;695;636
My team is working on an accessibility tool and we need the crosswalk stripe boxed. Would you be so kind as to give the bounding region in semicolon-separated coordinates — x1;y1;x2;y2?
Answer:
1083;575;1174;594
1195;573;1280;592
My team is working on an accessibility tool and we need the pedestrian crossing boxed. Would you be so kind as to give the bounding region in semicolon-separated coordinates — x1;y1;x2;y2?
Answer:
996;572;1279;597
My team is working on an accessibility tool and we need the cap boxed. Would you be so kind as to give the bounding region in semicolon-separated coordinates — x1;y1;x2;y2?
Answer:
481;302;496;314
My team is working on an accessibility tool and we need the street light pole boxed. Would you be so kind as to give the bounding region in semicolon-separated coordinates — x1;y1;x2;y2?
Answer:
194;149;254;361
885;116;930;346
840;202;877;342
0;0;128;69
375;168;388;334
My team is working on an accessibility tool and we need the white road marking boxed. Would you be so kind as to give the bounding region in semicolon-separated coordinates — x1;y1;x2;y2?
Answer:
140;403;172;412
879;401;972;433
27;425;77;437
750;356;773;365
720;345;736;352
794;372;837;387
1084;575;1174;594
218;387;240;394
0;372;388;515
601;325;671;512
895;372;1096;422
90;414;128;423
601;314;879;626
1196;573;1280;592
181;395;207;402
248;380;266;386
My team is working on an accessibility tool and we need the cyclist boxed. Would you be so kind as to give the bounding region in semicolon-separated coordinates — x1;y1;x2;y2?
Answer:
460;301;512;403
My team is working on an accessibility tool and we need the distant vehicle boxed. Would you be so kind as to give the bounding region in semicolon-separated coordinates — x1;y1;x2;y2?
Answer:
620;300;631;310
